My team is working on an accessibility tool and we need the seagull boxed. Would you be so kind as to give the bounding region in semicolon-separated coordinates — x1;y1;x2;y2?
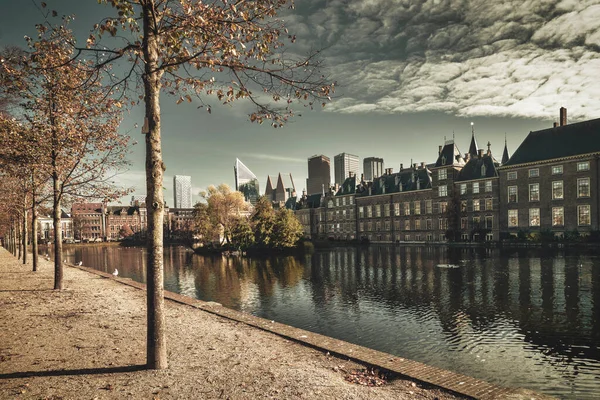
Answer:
77;261;83;266
112;269;119;277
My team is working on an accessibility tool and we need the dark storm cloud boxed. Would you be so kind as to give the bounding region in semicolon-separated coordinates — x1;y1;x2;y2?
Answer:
285;0;600;119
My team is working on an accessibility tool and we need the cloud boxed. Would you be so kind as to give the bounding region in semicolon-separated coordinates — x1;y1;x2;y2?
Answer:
284;0;600;120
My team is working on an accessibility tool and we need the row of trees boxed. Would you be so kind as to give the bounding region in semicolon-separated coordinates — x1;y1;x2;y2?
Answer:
193;184;303;251
0;0;332;370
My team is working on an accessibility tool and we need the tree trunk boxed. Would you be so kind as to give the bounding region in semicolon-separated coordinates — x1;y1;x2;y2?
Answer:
143;1;167;370
22;209;28;265
53;175;63;290
17;219;22;260
32;175;39;271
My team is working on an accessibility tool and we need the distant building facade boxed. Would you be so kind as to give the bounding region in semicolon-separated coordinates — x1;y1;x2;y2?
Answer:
306;154;331;195
173;175;193;208
265;173;296;207
334;153;359;185
363;157;384;181
234;158;260;205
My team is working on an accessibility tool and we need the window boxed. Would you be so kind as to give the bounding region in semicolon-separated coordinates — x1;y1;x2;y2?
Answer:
529;208;540;227
461;200;467;212
438;168;447;180
439;185;448;197
404;220;411;231
342;197;347;206
385;220;391;231
335;198;339;206
366;205;372;218
473;182;480;194
578;178;590;198
394;203;400;216
473;216;481;226
375;204;381;217
349;196;354;205
578;205;591;226
415;219;421;230
473;199;481;211
508;171;517;180
485;180;493;193
577;161;590;171
460;183;467;195
508;209;518;227
426;219;432;230
367;222;373;231
481;164;487;176
508;186;518;203
485;216;493;229
403;203;411;216
376;221;381;231
485;198;493;211
414;201;421;215
439;218;448;230
529;168;539;178
552;207;564;226
394;220;400;230
461;217;468;230
439;201;448;213
529;183;539;201
425;200;432;214
383;204;390;217
358;206;364;218
552;181;563;200
552;165;563;175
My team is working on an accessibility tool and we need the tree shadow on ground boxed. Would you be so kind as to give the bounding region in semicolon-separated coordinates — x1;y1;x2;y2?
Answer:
0;364;146;379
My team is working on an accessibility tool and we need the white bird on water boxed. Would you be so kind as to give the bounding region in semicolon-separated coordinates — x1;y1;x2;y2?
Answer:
77;261;83;266
112;269;118;277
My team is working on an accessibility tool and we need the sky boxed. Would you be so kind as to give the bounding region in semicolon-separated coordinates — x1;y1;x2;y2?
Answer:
1;0;599;206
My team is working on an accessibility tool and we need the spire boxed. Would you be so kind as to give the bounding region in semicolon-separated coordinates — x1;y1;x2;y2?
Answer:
501;134;510;164
468;122;478;157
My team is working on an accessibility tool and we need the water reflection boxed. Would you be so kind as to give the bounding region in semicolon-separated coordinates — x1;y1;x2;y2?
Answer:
58;244;600;399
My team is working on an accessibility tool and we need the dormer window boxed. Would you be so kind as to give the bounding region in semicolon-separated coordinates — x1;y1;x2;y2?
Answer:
481;164;487;176
441;155;447;165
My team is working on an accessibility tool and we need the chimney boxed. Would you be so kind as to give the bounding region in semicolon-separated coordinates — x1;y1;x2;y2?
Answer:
400;163;403;171
385;167;393;175
413;163;417;169
560;107;567;126
439;145;443;155
360;173;364;182
421;161;426;169
464;153;470;162
349;171;354;178
553;122;558;128
478;149;484;158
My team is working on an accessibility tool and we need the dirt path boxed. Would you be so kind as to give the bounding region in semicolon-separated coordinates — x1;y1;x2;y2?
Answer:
0;248;465;399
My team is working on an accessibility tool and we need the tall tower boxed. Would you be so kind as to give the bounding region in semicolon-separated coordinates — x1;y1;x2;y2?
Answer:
306;155;331;195
363;157;384;181
173;175;193;208
334;153;359;185
234;158;259;204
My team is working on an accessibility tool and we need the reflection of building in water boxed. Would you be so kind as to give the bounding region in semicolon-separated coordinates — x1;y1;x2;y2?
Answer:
234;158;259;205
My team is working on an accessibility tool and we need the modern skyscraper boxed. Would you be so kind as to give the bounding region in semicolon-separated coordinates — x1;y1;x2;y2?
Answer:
363;157;384;181
173;175;193;208
234;158;260;204
306;154;331;195
334;153;359;185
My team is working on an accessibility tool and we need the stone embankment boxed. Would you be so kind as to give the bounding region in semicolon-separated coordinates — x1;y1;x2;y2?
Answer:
0;248;552;399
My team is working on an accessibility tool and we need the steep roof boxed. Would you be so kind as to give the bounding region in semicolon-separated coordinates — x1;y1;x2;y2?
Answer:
501;139;511;165
434;140;465;168
356;167;432;197
503;118;600;166
336;176;356;196
468;131;478;157
457;153;499;181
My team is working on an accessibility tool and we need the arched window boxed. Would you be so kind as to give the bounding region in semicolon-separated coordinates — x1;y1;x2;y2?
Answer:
481;164;487;176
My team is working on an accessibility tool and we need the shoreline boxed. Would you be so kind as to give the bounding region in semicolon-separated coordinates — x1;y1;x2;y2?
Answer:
0;249;552;399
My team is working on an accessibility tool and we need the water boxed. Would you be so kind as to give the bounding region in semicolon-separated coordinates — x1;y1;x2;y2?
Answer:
54;244;600;399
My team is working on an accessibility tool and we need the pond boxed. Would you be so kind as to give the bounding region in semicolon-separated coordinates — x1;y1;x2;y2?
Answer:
54;244;600;399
